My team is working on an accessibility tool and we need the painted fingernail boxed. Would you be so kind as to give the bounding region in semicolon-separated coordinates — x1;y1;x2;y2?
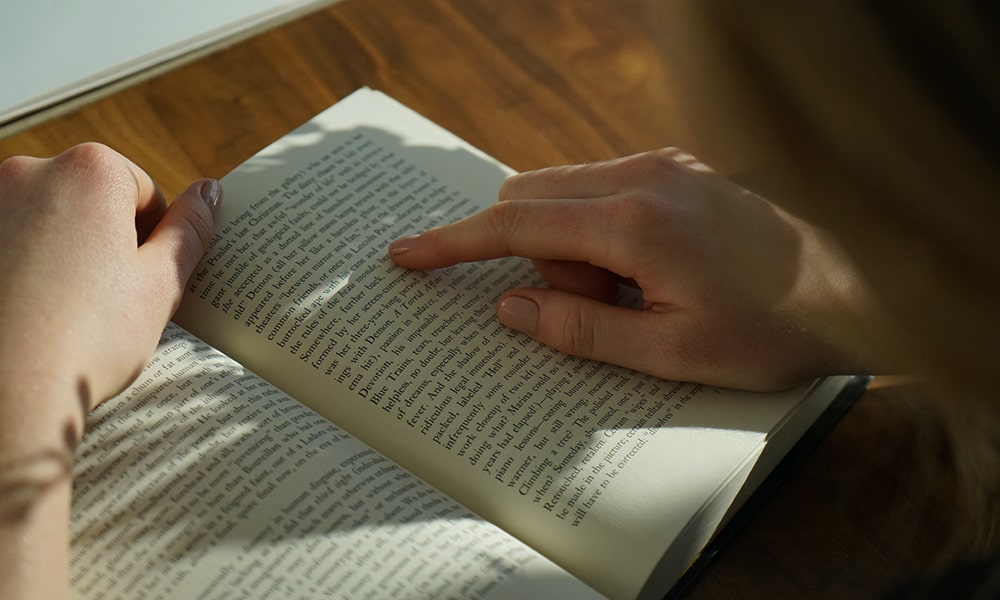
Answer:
498;296;538;335
200;179;222;212
388;235;419;255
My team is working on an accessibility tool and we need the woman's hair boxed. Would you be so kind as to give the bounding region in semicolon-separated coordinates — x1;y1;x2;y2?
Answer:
679;0;1000;555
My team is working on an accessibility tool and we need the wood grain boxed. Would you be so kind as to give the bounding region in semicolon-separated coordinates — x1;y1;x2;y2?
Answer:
0;0;957;597
0;0;701;197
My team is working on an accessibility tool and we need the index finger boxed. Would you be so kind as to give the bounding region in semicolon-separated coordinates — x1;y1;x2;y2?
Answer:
388;197;619;270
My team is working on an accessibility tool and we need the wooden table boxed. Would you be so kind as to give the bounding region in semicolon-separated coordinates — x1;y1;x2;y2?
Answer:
0;0;958;597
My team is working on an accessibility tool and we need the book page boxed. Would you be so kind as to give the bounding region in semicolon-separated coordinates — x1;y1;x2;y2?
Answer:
174;88;842;599
70;323;601;599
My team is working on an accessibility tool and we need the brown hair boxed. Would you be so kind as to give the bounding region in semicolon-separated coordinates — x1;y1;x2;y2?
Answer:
678;1;1000;555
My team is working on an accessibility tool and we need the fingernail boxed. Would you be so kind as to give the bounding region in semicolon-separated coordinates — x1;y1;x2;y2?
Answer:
200;179;222;212
388;235;419;255
498;296;538;336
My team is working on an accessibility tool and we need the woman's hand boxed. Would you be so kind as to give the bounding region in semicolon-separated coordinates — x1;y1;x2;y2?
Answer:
0;143;220;413
0;143;220;600
390;148;865;390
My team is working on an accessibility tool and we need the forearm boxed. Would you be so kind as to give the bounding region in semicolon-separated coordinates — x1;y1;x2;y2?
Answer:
0;376;84;600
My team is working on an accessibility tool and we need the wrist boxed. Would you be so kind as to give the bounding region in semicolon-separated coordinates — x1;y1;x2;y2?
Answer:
0;373;78;600
791;218;886;375
0;369;87;459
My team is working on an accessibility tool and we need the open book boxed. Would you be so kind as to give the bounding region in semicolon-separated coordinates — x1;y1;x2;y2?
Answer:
70;88;865;600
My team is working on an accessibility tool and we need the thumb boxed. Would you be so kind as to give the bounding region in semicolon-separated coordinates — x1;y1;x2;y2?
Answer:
139;178;222;315
496;288;681;378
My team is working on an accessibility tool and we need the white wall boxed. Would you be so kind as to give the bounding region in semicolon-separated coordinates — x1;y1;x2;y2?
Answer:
0;0;335;125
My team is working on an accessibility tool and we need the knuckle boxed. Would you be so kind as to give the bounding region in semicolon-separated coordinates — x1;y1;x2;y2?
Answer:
497;174;521;201
557;303;599;358
626;147;711;183
606;189;663;231
484;200;524;253
649;146;691;169
630;147;684;177
58;142;118;173
58;143;138;202
593;191;668;266
0;143;123;193
0;154;33;182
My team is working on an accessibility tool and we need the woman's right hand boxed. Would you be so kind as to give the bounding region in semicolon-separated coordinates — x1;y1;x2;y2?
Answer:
390;148;867;390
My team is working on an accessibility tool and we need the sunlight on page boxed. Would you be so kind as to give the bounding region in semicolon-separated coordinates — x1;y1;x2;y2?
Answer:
71;324;601;599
